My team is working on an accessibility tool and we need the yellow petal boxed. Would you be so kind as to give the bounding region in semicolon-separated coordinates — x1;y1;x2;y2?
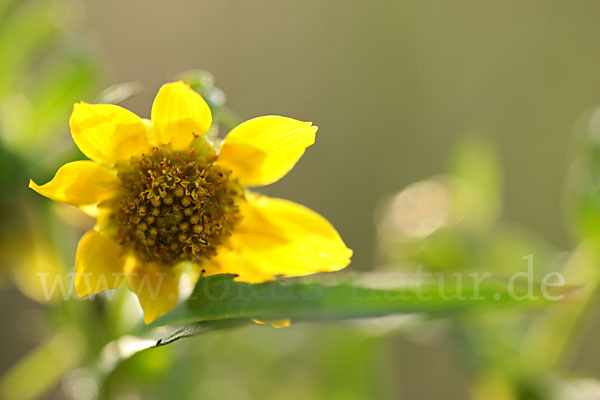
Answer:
75;231;127;297
29;161;117;206
141;118;160;147
70;102;149;164
204;193;352;283
126;260;180;324
151;81;212;149
202;245;274;284
219;116;317;186
251;318;291;328
78;204;100;217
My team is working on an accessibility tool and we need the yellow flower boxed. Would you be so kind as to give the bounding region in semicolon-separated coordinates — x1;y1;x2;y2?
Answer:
29;81;352;323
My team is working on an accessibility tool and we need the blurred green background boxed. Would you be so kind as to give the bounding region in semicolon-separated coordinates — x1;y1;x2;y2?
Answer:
4;0;600;398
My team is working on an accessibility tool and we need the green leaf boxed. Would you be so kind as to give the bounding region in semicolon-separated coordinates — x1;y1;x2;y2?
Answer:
152;273;555;330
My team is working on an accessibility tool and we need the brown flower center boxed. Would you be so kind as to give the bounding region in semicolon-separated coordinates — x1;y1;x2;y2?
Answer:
109;147;242;265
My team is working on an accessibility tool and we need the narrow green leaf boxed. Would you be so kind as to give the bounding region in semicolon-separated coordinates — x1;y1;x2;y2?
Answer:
152;273;556;329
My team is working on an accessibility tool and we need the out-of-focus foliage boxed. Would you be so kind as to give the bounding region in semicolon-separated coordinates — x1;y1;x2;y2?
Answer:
0;0;98;154
376;137;553;277
0;0;98;301
0;2;99;396
99;324;395;400
374;127;600;399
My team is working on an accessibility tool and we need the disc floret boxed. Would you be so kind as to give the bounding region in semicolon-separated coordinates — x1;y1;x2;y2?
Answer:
109;147;242;265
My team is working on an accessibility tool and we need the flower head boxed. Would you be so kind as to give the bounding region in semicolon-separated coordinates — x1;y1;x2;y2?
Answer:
30;81;352;323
